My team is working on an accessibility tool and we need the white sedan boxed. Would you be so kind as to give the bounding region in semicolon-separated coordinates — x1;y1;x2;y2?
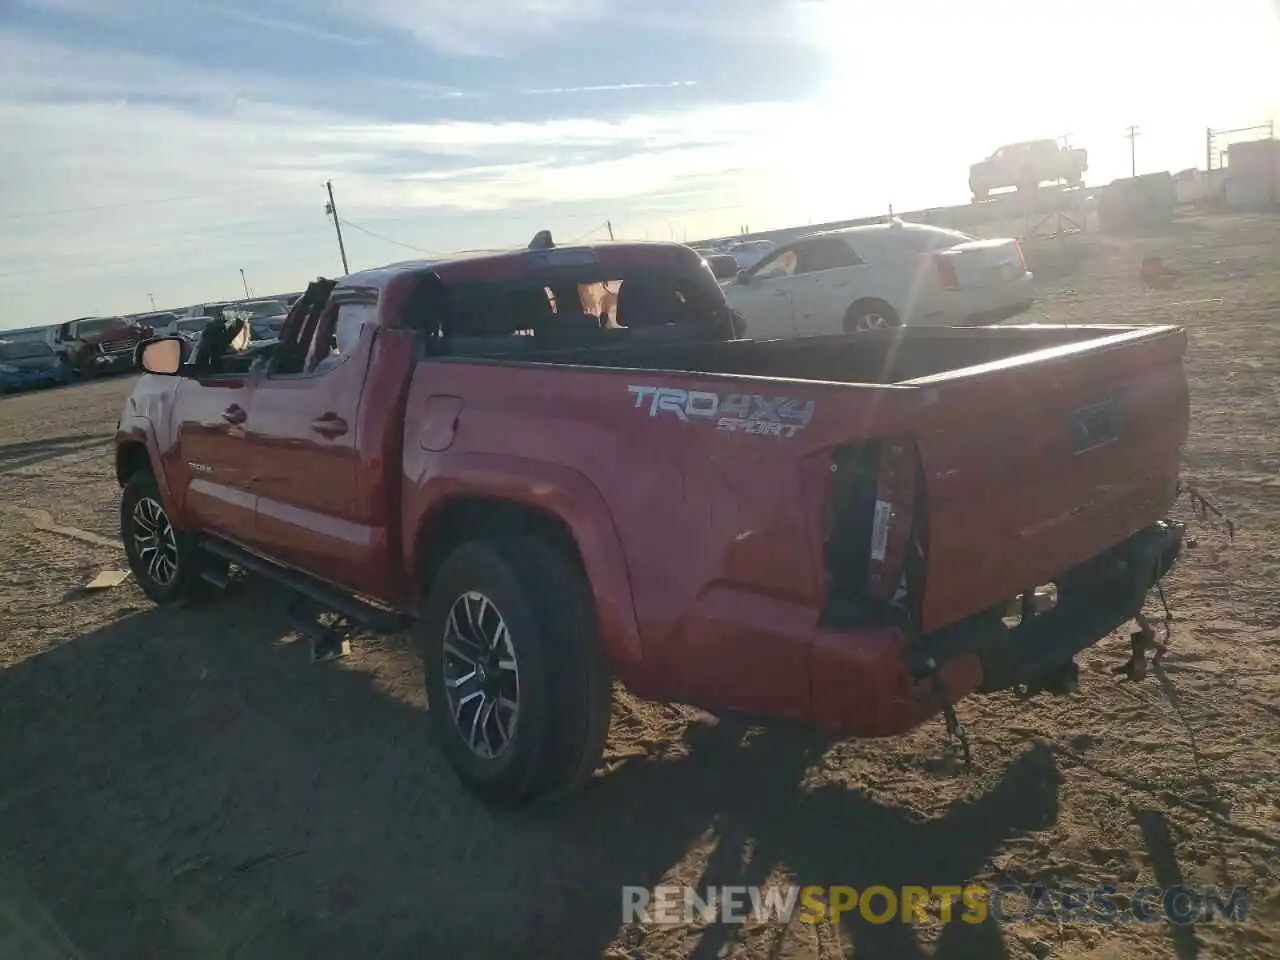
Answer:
723;221;1034;338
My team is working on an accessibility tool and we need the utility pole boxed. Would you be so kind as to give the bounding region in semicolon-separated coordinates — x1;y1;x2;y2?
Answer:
239;269;250;299
147;293;156;310
1125;125;1140;177
324;179;350;275
606;220;614;240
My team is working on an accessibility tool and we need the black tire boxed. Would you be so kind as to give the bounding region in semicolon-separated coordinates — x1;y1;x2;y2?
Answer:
120;470;220;606
844;299;901;333
419;537;612;807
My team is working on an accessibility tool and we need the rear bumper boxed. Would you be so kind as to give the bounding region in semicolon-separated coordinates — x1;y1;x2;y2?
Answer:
916;273;1035;327
807;520;1184;738
918;519;1185;694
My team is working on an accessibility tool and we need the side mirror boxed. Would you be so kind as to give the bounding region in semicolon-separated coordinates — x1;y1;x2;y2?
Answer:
136;336;186;376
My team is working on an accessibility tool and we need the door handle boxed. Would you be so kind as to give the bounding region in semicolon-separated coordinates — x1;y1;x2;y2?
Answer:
310;413;348;438
221;404;247;425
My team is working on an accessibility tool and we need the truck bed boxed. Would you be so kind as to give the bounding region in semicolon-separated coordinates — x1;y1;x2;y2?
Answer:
456;324;1171;386
412;321;1187;638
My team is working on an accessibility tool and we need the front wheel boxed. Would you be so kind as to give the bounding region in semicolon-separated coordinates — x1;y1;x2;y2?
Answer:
120;471;221;605
419;537;612;807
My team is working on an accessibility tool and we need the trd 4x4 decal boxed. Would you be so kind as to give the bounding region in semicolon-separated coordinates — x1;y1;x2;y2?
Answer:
627;385;815;438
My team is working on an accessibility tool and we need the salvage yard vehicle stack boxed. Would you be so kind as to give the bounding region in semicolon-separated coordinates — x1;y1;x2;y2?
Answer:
115;231;1197;807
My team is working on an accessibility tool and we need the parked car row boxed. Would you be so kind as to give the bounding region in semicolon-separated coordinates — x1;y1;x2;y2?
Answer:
0;338;70;393
0;292;300;395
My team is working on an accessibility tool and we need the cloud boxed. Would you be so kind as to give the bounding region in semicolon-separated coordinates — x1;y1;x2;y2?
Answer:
0;26;802;294
520;81;698;96
275;0;612;56
205;6;377;46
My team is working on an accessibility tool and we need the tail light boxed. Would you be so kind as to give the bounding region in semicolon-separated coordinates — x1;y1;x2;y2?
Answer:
1013;239;1027;272
866;440;917;603
816;439;920;625
934;254;960;291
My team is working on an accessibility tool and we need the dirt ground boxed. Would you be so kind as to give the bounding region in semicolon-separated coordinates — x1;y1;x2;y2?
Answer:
1;214;1277;960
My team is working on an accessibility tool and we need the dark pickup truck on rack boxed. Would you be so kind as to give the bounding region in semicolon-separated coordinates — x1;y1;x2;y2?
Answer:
115;234;1191;806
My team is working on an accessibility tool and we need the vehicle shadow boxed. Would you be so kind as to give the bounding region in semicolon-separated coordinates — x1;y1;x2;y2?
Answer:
0;580;1061;960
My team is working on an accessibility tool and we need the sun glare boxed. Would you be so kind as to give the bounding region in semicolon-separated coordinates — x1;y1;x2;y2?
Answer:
782;0;1280;222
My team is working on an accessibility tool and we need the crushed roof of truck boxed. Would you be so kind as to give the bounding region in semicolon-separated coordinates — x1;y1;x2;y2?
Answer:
334;239;698;294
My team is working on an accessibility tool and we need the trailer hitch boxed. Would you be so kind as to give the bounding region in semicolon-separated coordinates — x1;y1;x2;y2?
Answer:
1113;611;1167;681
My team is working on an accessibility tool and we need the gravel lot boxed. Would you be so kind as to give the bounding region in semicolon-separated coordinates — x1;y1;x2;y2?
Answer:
1;214;1277;959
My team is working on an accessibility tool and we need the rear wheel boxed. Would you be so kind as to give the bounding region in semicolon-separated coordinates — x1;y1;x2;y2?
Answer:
844;299;901;333
120;471;221;606
419;537;612;807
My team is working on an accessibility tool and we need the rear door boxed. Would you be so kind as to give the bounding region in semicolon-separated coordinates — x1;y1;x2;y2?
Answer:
905;327;1188;632
245;298;376;592
787;236;869;335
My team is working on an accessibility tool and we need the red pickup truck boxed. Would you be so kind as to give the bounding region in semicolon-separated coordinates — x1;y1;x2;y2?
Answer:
55;315;154;378
115;237;1190;806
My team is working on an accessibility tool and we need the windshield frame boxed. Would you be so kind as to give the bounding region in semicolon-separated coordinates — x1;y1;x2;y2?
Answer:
226;301;287;322
74;317;128;338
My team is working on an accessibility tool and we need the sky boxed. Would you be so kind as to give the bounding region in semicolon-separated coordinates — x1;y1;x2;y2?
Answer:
1;0;1279;326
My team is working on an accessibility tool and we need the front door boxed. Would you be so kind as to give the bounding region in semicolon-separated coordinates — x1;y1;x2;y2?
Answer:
173;370;257;543
244;299;376;593
728;246;802;339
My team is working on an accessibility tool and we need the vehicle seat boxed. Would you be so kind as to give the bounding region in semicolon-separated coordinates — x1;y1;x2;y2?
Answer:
616;277;689;331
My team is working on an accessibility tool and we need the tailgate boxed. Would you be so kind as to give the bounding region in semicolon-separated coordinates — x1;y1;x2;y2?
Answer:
906;327;1188;633
935;238;1026;288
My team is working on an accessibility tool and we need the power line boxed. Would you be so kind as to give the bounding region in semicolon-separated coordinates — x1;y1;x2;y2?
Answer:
565;222;610;244
338;217;441;256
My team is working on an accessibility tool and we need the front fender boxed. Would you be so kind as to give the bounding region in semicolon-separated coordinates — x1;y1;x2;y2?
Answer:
115;420;172;503
402;452;644;675
114;379;188;528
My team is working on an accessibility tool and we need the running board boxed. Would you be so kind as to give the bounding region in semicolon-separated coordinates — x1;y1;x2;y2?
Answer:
198;538;412;635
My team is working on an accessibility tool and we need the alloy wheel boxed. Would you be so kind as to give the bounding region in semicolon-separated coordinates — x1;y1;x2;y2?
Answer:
442;591;520;760
131;496;179;587
855;311;892;331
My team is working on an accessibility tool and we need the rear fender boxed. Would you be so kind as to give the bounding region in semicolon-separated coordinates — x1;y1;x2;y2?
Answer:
402;453;643;674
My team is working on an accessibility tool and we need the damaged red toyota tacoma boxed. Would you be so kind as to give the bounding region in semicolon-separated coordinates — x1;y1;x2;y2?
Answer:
114;235;1190;805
